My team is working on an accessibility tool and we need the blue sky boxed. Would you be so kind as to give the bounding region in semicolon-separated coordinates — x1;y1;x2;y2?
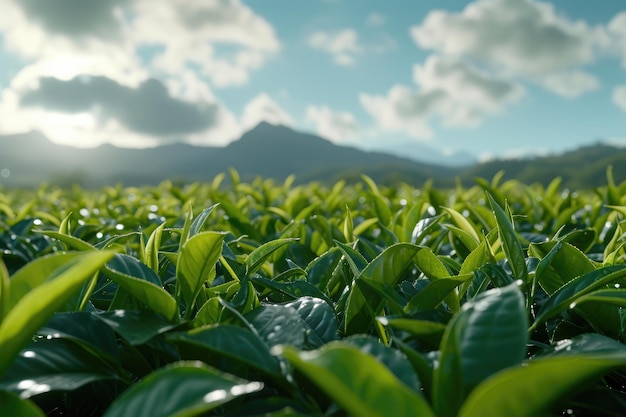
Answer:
0;0;625;165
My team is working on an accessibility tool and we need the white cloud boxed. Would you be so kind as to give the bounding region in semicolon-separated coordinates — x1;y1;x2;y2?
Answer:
410;0;608;98
613;86;626;113
360;55;523;138
540;71;600;98
0;0;131;60
366;13;385;27
241;94;294;130
306;105;359;142
609;12;626;68
131;0;279;87
0;0;279;147
360;86;443;139
0;71;240;148
308;29;362;66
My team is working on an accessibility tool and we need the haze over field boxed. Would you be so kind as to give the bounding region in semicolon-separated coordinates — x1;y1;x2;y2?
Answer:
0;0;625;166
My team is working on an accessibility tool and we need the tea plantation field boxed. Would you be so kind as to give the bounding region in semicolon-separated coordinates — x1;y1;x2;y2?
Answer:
2;170;626;416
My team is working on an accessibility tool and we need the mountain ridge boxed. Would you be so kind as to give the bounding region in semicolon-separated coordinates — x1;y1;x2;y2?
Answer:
1;123;625;188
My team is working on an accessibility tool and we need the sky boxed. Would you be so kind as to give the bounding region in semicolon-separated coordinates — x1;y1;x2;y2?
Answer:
0;0;625;165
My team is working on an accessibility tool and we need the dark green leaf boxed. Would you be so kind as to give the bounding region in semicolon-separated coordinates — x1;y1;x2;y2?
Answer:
0;338;125;398
95;310;180;345
102;361;263;417
279;343;434;417
168;324;283;378
284;297;338;348
434;283;527;417
486;193;528;284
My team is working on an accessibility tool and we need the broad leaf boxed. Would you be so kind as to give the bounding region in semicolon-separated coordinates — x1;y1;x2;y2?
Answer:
168;324;283;378
0;338;125;398
0;251;114;377
176;231;226;316
434;283;527;417
104;254;177;321
279;343;435;417
103;361;263;417
345;243;422;335
487;193;528;284
459;334;626;417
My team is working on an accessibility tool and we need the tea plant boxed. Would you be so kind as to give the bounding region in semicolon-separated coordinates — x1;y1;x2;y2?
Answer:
2;170;626;416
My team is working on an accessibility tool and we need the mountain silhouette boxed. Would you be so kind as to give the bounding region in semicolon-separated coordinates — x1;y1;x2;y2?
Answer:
1;123;625;189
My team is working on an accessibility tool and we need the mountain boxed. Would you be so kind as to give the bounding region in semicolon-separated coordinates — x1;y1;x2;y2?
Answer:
0;123;457;188
1;124;625;189
459;142;626;189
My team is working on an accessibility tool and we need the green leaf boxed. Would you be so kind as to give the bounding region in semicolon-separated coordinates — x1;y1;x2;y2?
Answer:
245;305;307;349
529;240;596;293
0;251;114;377
413;248;460;312
0;391;45;417
144;221;165;273
377;317;447;348
104;254;177;321
531;264;626;330
442;207;480;249
459;335;626;417
434;283;527;417
345;243;422;335
486;193;528;284
188;204;220;238
36;230;95;251
5;252;83;312
284;297;338;348
96;310;180;345
343;335;422;392
572;288;626;307
343;205;354;242
251;277;331;305
0;338;124;398
0;258;8;322
168;324;283;378
40;312;120;361
361;174;391;225
279;343;435;417
334;240;368;278
414;247;450;280
405;274;473;314
244;238;299;276
176;231;226;316
102;361;263;417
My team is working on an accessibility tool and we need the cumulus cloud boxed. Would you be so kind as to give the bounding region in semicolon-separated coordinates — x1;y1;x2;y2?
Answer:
0;73;239;148
17;0;130;41
410;0;607;97
360;55;523;138
308;29;362;66
614;86;626;113
609;12;626;68
306;105;360;142
132;0;279;86
0;0;279;88
20;76;218;137
540;71;600;98
241;94;294;130
0;0;279;147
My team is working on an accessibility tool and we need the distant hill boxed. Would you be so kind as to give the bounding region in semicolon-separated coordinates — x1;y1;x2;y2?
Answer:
1;123;625;189
0;123;457;188
460;142;626;189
